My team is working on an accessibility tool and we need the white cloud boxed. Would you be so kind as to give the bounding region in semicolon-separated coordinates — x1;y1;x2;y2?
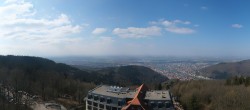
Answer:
194;24;199;27
232;24;243;28
92;28;107;35
201;6;208;10
0;37;115;56
173;20;191;25
113;26;161;38
155;19;191;26
0;0;108;56
151;19;195;34
0;0;82;44
162;20;173;26
4;0;19;4
166;27;195;34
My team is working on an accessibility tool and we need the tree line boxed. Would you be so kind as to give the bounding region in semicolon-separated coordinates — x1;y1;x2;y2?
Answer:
225;76;250;86
171;79;250;110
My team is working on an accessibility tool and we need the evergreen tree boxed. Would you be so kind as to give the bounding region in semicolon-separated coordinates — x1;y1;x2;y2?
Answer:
239;76;245;85
245;77;250;87
233;76;240;85
158;83;162;90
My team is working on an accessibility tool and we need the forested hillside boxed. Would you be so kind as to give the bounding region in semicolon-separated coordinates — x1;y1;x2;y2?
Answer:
171;80;250;110
94;65;168;87
201;60;250;79
0;55;96;110
0;55;168;109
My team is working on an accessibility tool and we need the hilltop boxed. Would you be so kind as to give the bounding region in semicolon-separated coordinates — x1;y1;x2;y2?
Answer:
201;60;250;79
92;65;168;87
0;55;167;85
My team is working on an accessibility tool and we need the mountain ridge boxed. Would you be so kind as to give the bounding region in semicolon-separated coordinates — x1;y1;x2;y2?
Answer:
0;55;168;88
201;59;250;79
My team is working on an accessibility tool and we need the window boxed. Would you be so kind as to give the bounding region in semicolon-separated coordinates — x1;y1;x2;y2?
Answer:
106;105;111;110
107;98;112;104
131;107;135;110
131;107;141;110
99;104;104;109
112;107;117;110
94;95;99;101
87;101;92;105
165;102;171;108
87;106;92;110
100;97;105;102
158;102;163;108
150;102;156;108
118;100;123;106
88;94;92;99
144;100;148;105
93;102;98;107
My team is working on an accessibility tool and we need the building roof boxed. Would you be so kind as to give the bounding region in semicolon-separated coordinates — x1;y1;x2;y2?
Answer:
122;84;148;110
145;90;171;101
88;85;171;101
90;85;136;98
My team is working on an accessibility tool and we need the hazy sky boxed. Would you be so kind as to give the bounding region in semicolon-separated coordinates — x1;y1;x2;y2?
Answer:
0;0;250;57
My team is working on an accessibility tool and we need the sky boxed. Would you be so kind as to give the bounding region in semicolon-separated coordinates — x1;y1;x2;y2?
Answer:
0;0;250;57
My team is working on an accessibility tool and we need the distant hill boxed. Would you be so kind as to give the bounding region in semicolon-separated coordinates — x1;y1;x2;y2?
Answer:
201;60;250;79
0;55;84;74
0;55;167;92
92;65;168;87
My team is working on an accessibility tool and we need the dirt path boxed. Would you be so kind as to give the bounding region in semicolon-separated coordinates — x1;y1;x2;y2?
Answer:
30;102;67;110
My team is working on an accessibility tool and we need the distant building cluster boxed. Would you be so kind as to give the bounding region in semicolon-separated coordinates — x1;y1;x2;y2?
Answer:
147;62;211;80
85;84;174;110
